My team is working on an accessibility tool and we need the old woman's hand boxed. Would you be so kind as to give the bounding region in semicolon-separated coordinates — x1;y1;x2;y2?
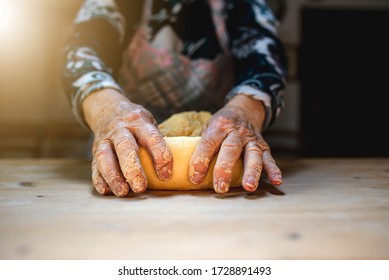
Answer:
82;89;173;197
189;94;282;193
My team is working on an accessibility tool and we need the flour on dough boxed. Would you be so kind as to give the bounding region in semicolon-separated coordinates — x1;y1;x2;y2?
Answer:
158;111;212;137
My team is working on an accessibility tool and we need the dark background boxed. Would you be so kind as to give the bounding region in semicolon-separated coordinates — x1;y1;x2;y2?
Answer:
299;6;389;157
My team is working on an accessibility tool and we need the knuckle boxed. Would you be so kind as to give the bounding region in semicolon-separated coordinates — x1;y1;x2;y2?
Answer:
148;130;164;146
222;136;244;156
214;161;234;175
114;135;136;151
237;126;252;137
121;151;145;180
213;114;232;129
108;119;123;130
93;140;112;158
222;145;242;160
129;108;143;120
123;165;143;183
257;139;270;151
199;136;218;153
128;106;152;122
114;137;129;149
104;168;118;183
248;161;262;173
122;150;140;170
246;142;262;154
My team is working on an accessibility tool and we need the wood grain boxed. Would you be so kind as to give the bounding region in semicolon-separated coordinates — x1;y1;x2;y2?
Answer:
0;158;388;259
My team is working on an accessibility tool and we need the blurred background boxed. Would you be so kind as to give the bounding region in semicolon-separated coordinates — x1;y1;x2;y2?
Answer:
0;0;388;158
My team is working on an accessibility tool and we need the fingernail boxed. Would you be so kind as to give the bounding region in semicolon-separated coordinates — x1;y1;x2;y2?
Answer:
132;183;145;193
114;184;128;197
244;176;258;191
158;166;172;180
272;175;283;186
95;185;110;195
190;171;205;185
216;179;228;193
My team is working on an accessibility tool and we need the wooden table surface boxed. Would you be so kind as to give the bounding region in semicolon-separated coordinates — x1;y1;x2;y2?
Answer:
0;158;388;260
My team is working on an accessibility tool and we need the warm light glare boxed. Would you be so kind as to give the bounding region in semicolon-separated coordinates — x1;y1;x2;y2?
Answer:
0;1;18;33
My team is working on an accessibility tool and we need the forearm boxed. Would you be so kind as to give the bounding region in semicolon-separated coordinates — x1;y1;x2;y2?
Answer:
225;0;287;130
61;0;128;129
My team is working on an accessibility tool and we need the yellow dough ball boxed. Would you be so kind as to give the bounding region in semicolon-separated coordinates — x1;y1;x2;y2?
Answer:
139;136;243;190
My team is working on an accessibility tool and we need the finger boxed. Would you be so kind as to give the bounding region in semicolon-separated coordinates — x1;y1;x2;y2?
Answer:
189;124;226;185
111;128;147;193
263;150;283;186
91;158;111;195
133;123;173;180
95;141;129;197
257;137;283;185
242;141;263;192
213;132;245;193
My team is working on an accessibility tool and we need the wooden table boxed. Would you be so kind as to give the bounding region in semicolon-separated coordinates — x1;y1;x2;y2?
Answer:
0;158;388;260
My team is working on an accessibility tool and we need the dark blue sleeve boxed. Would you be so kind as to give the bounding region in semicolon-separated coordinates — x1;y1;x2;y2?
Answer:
60;0;140;129
225;0;287;129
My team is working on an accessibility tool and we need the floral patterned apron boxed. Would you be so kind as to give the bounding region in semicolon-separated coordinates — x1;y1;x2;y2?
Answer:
118;0;234;121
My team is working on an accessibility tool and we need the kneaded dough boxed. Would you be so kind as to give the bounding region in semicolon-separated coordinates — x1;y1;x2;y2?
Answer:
158;111;212;137
139;137;243;190
139;111;243;190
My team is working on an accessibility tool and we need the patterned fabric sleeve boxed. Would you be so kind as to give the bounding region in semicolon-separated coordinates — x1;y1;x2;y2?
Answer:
224;0;287;130
61;0;128;130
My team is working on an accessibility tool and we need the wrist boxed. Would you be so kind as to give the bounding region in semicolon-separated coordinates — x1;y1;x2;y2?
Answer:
82;88;128;132
226;94;266;132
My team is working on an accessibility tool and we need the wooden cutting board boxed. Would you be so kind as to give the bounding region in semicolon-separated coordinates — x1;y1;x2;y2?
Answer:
0;158;388;259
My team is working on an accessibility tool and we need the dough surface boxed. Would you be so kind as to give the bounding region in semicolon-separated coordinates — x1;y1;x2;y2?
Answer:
139;111;243;190
158;111;212;137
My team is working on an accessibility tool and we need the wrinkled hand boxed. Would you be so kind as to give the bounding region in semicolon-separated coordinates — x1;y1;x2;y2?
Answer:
83;89;173;197
189;94;282;193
